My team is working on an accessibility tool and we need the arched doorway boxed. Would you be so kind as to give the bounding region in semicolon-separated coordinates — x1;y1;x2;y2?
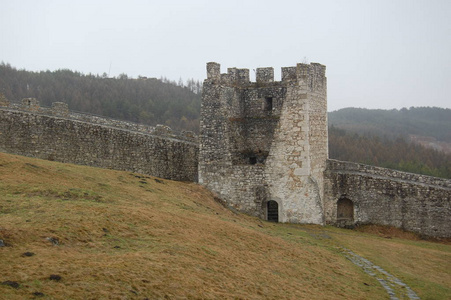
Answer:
267;200;279;222
336;197;354;227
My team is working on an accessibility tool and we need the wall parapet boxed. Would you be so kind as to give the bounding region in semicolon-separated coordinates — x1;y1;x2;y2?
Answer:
0;108;198;182
326;159;451;189
1;99;198;143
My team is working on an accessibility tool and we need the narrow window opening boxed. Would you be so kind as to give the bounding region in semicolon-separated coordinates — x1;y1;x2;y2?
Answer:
264;97;273;111
233;149;269;165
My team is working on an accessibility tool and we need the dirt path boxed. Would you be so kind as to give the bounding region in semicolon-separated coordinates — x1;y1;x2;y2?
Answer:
298;226;421;299
340;247;420;300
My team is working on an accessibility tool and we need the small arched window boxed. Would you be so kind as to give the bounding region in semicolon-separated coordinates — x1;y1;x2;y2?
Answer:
267;200;279;222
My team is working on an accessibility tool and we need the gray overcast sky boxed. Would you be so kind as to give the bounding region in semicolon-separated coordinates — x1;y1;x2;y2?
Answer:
1;0;450;111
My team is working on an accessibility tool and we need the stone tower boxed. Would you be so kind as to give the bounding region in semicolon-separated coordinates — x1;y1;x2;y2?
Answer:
199;62;328;224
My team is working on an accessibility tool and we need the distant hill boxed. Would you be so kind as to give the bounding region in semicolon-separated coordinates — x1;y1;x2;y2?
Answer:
0;62;201;132
328;126;451;178
1;63;450;178
328;107;451;178
328;107;451;144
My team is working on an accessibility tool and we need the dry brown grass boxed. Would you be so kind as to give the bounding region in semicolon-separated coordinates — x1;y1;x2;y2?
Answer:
355;224;451;244
324;225;451;299
0;152;449;299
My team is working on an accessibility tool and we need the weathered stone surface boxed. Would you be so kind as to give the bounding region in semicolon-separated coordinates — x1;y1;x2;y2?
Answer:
1;64;450;239
0;104;198;182
51;102;69;117
324;160;451;238
199;62;328;224
0;93;9;107
199;62;450;238
21;98;40;112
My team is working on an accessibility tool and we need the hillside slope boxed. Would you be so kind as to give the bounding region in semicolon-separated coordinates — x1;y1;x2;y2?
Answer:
0;153;450;299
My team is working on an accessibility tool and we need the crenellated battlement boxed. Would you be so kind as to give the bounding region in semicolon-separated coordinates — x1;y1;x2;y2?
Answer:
205;62;326;92
256;67;274;84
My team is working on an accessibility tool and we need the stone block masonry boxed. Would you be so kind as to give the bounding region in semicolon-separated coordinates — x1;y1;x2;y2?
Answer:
1;65;450;238
324;160;451;238
199;62;450;238
0;103;198;182
199;62;328;224
2;98;197;143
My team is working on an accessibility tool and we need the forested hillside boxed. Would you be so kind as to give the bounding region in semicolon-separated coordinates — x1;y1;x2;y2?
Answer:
0;62;201;132
328;107;451;178
328;107;451;142
328;126;451;178
1;63;450;178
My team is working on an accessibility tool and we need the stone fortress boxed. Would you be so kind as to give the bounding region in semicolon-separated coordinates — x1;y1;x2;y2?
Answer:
0;63;449;238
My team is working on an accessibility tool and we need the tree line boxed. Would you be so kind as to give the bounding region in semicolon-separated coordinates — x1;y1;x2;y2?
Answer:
329;126;451;178
328;107;451;142
1;62;450;178
0;62;202;132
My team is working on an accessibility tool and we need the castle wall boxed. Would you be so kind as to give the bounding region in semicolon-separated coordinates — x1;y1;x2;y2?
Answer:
0;105;198;182
199;63;328;223
3;67;449;238
2;99;197;142
324;159;451;238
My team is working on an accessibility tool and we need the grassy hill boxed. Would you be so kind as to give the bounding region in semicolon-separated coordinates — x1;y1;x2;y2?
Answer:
0;153;450;299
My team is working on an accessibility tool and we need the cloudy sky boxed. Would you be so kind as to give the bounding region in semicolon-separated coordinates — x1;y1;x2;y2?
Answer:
1;0;450;111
